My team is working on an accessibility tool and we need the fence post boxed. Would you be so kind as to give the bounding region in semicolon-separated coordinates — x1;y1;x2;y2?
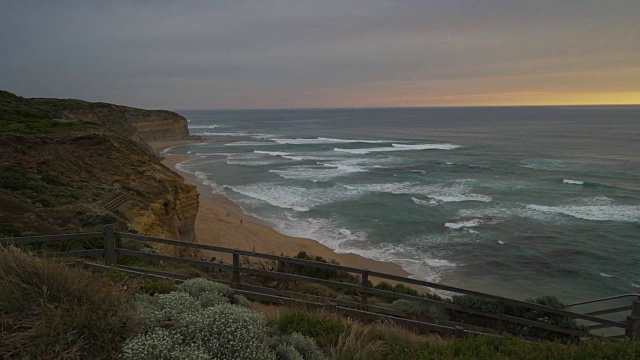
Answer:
496;300;506;332
361;270;369;305
454;325;467;339
103;224;116;266
232;251;240;285
626;299;640;341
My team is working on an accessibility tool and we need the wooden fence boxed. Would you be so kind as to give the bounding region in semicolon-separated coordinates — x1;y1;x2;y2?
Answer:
2;224;639;341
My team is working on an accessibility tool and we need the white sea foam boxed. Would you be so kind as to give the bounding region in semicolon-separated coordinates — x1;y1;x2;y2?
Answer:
236;209;460;284
458;204;559;222
631;283;640;288
269;163;366;182
227;159;282;166
599;272;614;278
563;179;584;185
224;141;276;146
253;150;292;157
498;240;505;245
445;219;483;230
251;134;277;140
173;156;210;174
348;181;491;203
225;183;363;212
194;132;249;136
412;197;438;206
272;137;391;145
263;213;368;251
527;204;640;222
354;240;458;283
334;143;460;154
280;154;341;161
190;170;225;193
188;124;219;129
225;152;287;166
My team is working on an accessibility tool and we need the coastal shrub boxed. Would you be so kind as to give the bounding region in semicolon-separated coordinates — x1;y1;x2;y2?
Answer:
125;278;326;360
271;332;328;360
0;246;141;359
178;277;249;307
276;309;350;348
179;277;233;298
141;278;178;295
449;295;585;341
284;251;359;284
386;299;448;323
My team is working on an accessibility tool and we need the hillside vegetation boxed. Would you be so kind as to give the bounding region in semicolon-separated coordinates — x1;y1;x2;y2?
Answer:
2;246;640;359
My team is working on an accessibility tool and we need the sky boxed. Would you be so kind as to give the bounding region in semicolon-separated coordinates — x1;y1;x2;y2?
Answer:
1;0;639;109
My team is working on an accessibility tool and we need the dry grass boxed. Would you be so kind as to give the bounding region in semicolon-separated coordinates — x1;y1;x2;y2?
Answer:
0;246;141;359
268;306;448;359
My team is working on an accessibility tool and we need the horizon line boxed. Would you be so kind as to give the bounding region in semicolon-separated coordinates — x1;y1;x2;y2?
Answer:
171;103;640;112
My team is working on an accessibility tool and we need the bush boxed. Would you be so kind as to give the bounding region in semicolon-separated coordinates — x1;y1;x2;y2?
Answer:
124;278;325;360
141;278;178;295
272;332;327;360
276;309;350;348
0;246;141;359
386;299;448;323
449;295;586;341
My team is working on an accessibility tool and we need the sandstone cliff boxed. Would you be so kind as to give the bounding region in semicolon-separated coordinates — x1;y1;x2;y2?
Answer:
62;108;190;142
0;90;199;249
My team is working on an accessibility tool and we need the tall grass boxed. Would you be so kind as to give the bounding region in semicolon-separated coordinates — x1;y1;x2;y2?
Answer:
270;307;640;360
0;246;141;359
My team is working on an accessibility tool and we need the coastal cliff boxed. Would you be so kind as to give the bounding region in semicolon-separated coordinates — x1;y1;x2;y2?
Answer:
0;90;199;249
62;108;191;142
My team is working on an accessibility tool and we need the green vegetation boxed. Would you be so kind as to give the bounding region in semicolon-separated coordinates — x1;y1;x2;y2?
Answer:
123;278;326;359
2;245;640;359
0;246;140;359
272;308;640;360
28;97;118;112
0;91;82;135
277;309;351;348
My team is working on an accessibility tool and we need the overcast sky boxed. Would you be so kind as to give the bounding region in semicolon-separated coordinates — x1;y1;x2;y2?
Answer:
1;1;639;109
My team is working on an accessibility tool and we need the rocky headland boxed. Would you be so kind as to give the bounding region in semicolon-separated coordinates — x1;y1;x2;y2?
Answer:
0;90;199;252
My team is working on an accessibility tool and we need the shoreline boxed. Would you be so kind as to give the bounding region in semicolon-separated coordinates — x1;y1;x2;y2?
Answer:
150;139;415;286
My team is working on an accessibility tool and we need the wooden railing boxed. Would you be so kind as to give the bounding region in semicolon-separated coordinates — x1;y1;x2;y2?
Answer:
2;224;639;341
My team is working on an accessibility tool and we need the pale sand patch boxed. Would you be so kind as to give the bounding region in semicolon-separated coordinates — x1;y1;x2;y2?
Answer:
150;140;417;287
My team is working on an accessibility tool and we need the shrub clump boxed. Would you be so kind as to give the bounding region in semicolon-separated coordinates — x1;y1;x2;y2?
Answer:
0;246;141;359
122;278;324;360
385;299;448;323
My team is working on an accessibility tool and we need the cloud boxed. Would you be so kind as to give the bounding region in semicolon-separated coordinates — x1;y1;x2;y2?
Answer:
1;0;639;108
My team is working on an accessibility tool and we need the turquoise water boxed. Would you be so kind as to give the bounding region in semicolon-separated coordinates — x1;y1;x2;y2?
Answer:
166;106;640;302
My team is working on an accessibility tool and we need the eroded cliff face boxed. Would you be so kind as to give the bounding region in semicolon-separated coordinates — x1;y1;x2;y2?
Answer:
0;133;199;247
63;108;190;143
0;91;199;250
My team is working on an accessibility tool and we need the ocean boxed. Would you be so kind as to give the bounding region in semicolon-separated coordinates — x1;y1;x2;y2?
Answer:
165;106;640;302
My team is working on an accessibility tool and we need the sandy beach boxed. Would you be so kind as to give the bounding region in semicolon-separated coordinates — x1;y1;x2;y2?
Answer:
150;140;414;284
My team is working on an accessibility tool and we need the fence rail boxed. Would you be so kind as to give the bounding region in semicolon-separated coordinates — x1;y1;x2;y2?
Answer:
2;225;639;341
